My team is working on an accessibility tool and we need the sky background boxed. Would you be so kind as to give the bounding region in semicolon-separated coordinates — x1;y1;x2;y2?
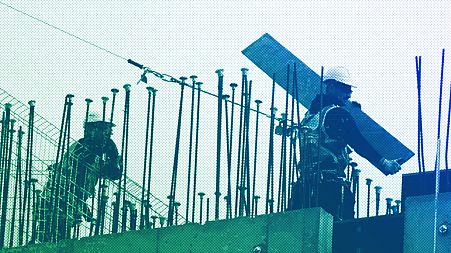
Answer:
0;0;450;219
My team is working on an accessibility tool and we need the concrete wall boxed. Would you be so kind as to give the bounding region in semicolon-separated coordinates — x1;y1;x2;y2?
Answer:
404;192;451;253
1;208;333;253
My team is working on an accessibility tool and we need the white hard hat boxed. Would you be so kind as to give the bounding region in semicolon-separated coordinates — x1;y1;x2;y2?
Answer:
323;66;355;87
85;112;115;127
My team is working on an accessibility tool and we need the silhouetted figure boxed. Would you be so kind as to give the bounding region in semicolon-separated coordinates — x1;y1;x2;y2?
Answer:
37;113;122;242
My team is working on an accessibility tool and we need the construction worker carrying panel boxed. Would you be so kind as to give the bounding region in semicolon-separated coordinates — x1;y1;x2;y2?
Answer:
291;66;402;220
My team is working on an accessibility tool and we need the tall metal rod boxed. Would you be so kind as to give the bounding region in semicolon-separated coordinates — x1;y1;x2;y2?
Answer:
436;49;446;152
287;65;297;208
121;84;132;232
277;63;290;212
228;83;237;218
293;63;304;191
103;89;118;229
215;69;224;220
240;80;252;216
415;56;425;173
71;98;91;238
244;81;252;216
94;96;109;236
146;87;157;228
58;95;73;241
61;95;74;241
140;87;153;230
9;126;24;247
0;112;7;205
223;94;232;220
238;70;249;217
167;77;187;226
191;82;202;223
0;111;14;249
106;88;119;230
235;69;247;217
46;95;71;242
313;67;325;208
0;110;9;245
281;64;291;211
19;101;35;245
251;100;262;216
366;178;372;217
0;111;7;204
112;85;131;233
185;75;197;223
266;74;277;214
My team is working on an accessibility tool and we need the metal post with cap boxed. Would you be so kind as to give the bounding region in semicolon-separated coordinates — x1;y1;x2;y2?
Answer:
215;69;224;220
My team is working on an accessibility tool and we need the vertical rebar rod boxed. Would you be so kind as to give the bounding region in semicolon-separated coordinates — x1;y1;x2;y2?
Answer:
229;83;237;217
61;95;73;241
19;101;35;245
0;113;14;249
191;82;202;223
266;74;276;214
366;178;373;217
245;83;252;216
121;84;131;232
140;87;153;230
277;64;290;212
146;87;157;228
0;112;7;211
251;100;262;216
238;70;249;217
46;95;70;242
235;70;247;217
223;94;232;220
185;75;197;224
167;77;187;226
215;69;224;220
112;84;131;233
9;127;24;247
287;66;297;208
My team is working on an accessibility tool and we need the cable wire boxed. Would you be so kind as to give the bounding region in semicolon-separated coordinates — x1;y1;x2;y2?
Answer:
0;1;127;61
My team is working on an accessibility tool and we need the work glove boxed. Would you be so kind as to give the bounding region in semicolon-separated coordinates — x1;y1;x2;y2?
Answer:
377;158;402;175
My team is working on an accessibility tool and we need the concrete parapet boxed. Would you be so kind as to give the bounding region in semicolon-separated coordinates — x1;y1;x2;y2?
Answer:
2;207;333;253
404;192;451;253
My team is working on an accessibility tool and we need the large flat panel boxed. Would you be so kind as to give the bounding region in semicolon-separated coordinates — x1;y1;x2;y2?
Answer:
242;33;414;165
